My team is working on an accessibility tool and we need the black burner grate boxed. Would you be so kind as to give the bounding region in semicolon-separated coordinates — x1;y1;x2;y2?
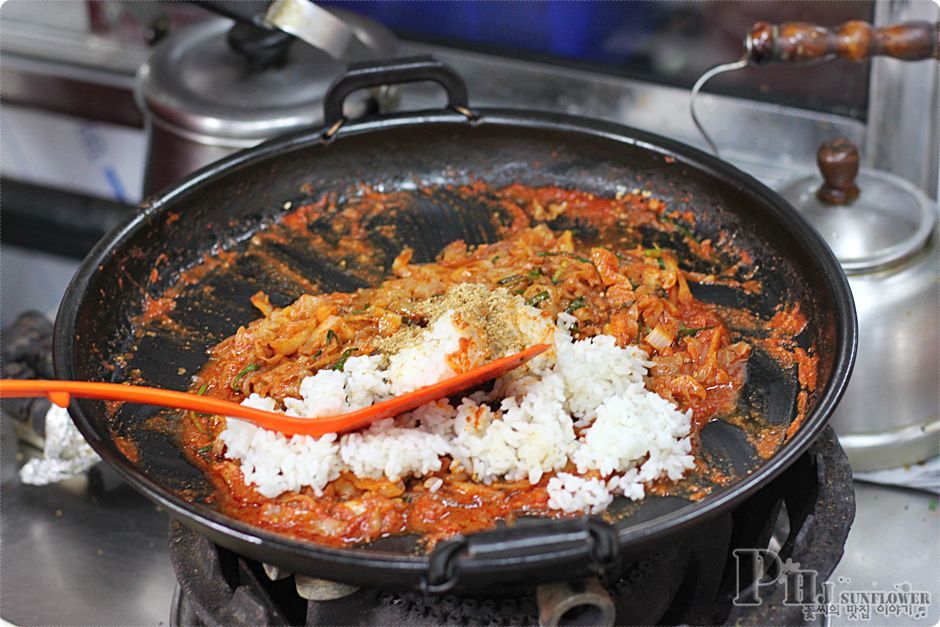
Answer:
170;427;854;626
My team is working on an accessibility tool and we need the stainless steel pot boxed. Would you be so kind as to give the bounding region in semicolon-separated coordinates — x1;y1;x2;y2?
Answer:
136;8;396;194
780;138;938;471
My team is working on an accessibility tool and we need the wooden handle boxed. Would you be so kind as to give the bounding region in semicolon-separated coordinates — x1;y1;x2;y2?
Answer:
816;138;860;205
747;20;939;65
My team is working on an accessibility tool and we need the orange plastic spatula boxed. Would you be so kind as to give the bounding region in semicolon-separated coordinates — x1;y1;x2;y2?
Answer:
0;343;550;437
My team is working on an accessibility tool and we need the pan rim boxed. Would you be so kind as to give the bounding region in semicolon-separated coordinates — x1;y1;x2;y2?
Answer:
54;107;857;582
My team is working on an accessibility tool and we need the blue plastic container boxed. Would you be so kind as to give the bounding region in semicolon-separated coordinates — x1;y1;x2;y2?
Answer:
322;1;652;63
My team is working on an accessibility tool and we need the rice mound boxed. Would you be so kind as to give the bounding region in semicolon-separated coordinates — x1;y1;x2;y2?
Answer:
219;301;696;512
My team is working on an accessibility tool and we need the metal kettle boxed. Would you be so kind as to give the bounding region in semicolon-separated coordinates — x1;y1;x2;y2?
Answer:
780;138;938;470
135;1;397;195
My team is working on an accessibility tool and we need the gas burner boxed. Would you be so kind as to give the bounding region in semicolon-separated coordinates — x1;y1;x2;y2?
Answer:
170;427;854;626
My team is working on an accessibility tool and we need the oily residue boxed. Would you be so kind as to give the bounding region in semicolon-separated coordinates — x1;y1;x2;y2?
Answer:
113;434;139;464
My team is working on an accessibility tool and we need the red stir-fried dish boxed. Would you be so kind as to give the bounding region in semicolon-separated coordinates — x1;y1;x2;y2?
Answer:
165;184;817;548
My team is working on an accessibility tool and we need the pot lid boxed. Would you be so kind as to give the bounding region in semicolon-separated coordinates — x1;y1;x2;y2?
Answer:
779;138;936;273
136;11;397;144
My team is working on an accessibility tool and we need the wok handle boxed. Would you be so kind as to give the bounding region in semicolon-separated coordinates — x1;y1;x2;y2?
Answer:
746;20;939;64
322;56;471;135
424;516;619;593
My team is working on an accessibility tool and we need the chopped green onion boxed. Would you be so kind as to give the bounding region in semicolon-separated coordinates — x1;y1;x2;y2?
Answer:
497;274;525;285
657;258;666;269
661;215;696;239
331;348;354;371
311;349;323;360
512;288;526;296
677;325;709;338
565;296;586;314
537;251;591;264
189;413;208;435
643;244;662;257
551;268;564;284
230;363;259;393
326;329;337;344
197;445;212;455
526;291;550;307
527;269;542;279
191;385;210;424
492;255;501;263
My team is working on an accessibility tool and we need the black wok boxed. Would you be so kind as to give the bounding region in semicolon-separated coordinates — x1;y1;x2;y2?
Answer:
55;58;856;594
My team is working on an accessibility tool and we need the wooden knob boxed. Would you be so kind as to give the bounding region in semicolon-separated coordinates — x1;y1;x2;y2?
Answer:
817;138;860;205
746;20;939;65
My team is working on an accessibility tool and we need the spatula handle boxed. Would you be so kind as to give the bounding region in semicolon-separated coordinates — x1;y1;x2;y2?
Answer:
747;20;939;65
0;342;549;437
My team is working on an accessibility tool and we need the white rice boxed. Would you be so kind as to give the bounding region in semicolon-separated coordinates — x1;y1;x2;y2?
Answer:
386;313;463;395
218;297;695;511
547;473;614;514
452;373;574;484
223;394;342;498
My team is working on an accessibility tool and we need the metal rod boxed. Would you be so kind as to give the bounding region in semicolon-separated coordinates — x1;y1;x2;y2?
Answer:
689;58;749;157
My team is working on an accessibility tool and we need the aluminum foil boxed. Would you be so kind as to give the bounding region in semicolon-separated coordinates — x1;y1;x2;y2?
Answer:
19;405;100;485
855;457;940;495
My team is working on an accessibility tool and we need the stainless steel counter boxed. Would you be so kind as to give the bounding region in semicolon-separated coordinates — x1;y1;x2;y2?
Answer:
829;484;939;626
1;438;174;625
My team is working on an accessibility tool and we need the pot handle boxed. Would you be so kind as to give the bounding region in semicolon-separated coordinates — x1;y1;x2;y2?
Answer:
322;56;472;138
745;20;939;65
424;516;619;593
